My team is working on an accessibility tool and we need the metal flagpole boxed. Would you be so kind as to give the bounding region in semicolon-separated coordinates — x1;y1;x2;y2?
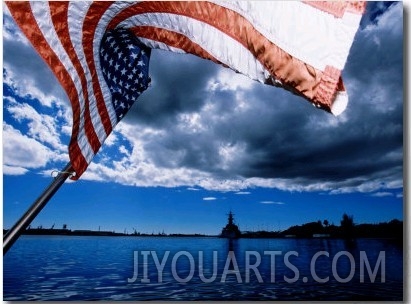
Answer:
3;162;74;255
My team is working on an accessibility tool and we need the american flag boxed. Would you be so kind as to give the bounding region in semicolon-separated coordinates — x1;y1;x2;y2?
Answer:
6;1;365;180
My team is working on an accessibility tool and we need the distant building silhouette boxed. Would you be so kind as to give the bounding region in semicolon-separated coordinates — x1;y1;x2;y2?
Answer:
220;211;241;238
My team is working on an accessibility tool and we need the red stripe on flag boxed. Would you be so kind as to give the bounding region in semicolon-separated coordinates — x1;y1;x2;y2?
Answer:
6;1;88;178
346;1;367;14
48;2;100;157
315;66;342;109
303;1;366;18
68;140;88;180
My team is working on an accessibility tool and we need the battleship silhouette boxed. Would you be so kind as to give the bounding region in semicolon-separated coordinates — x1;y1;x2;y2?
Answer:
220;211;241;238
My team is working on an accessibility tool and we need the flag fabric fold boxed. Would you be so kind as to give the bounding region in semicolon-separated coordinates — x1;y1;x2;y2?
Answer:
5;1;366;180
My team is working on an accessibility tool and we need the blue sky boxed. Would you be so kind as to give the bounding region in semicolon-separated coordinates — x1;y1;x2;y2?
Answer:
2;2;404;235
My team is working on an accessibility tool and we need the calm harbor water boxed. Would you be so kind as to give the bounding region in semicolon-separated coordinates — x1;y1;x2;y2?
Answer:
3;235;403;301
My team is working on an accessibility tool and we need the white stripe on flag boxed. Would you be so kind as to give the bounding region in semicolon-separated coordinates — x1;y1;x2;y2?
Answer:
213;1;363;70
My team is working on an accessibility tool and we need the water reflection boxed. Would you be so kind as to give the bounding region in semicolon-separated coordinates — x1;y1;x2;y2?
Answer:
3;236;403;301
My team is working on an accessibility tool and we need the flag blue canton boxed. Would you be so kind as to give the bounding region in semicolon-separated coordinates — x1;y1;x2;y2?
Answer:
100;29;151;120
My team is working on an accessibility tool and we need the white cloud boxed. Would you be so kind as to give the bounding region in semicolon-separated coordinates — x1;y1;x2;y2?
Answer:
207;68;254;92
61;125;72;137
259;201;285;205
371;192;394;197
203;197;217;201
103;132;118;147
5;98;66;151
2;165;29;176
118;145;131;157
3;123;53;169
187;187;200;191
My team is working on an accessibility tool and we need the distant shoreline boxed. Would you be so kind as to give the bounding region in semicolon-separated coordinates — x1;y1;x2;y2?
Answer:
3;222;403;240
3;228;214;238
3;217;402;240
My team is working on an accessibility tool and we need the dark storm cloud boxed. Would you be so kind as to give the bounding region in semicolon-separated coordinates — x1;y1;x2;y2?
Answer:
347;3;403;87
124;52;221;128
120;2;403;191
